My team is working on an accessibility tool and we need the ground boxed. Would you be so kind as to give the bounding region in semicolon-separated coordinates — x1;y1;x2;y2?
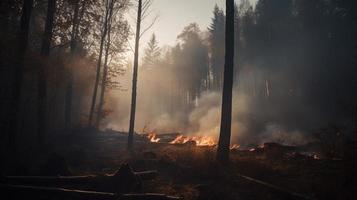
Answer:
3;129;355;200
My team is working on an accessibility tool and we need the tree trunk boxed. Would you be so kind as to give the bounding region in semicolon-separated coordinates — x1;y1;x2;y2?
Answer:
38;0;56;147
95;37;110;128
8;0;33;154
96;0;115;128
65;0;80;130
88;0;110;128
128;0;142;151
216;0;235;163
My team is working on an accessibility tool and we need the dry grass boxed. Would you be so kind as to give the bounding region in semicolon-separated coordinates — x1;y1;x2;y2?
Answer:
9;131;351;200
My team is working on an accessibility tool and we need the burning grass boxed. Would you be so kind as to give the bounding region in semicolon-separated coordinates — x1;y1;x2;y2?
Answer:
147;132;161;143
143;132;218;147
169;135;216;146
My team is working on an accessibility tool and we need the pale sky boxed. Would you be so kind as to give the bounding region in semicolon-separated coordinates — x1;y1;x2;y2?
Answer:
126;0;257;58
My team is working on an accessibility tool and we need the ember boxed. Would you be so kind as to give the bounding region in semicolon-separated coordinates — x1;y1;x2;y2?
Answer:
230;144;240;150
170;135;216;146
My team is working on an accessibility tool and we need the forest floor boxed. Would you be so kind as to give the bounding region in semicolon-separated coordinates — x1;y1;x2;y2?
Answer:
4;129;356;200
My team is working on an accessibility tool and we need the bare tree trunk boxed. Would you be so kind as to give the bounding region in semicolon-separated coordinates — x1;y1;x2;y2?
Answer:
128;0;142;151
88;0;110;128
38;0;56;147
96;1;114;129
8;0;33;154
65;0;80;130
216;0;235;163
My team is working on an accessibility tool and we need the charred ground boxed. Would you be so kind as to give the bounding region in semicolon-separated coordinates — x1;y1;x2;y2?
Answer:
1;128;355;200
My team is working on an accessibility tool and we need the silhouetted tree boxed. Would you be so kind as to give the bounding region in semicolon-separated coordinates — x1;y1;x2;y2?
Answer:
208;5;225;90
88;0;112;127
217;0;235;163
38;0;56;147
128;0;143;151
96;35;111;128
177;23;209;101
8;0;33;152
128;0;156;150
64;0;81;129
96;0;118;128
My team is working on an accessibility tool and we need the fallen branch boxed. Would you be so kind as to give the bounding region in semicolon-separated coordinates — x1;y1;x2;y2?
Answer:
4;170;157;184
2;164;157;193
0;184;181;200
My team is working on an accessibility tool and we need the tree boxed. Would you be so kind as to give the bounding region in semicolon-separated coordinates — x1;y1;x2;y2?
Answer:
95;26;112;129
96;0;118;128
176;23;209;102
216;0;235;163
128;0;143;151
64;0;81;129
128;0;156;151
38;0;56;147
143;33;161;70
88;0;113;127
8;0;33;154
208;5;225;90
93;0;129;128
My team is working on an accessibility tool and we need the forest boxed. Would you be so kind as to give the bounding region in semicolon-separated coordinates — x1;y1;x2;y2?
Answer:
0;0;356;199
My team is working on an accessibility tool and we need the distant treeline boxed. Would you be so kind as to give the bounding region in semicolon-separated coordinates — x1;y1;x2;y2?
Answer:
138;0;357;134
0;0;356;157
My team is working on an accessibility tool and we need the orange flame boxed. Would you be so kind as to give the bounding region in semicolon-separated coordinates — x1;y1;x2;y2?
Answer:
147;132;160;143
230;144;240;150
170;135;216;146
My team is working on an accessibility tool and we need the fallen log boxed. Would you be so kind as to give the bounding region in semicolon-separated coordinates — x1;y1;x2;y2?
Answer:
0;184;181;200
2;164;157;193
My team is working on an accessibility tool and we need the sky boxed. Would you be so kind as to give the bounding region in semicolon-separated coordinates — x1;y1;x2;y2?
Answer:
126;0;257;56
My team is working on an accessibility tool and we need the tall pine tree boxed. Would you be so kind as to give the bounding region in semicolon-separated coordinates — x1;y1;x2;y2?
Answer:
143;33;161;70
209;5;225;90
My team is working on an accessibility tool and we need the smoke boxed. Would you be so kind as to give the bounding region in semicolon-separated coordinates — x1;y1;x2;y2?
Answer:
104;68;311;146
185;90;311;146
103;63;186;133
186;91;250;143
259;124;310;146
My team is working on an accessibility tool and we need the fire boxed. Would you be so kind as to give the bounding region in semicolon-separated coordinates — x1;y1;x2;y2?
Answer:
147;132;160;143
230;144;240;150
170;135;216;146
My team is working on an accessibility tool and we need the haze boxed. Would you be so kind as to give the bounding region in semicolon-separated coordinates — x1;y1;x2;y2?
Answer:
131;0;257;48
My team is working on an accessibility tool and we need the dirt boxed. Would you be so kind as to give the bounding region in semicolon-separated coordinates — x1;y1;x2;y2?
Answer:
3;130;355;200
